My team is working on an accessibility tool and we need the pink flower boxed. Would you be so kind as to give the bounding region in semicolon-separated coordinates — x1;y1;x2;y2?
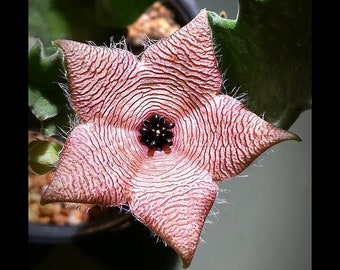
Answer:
41;10;299;268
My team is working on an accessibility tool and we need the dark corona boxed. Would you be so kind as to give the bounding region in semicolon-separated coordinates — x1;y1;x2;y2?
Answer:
139;114;175;151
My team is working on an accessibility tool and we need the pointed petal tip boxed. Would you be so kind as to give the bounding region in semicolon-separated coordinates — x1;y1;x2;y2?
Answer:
39;195;49;206
268;120;302;144
52;39;66;47
181;256;193;269
279;128;302;143
290;132;302;142
52;39;70;54
39;184;54;206
52;39;83;53
39;182;70;206
173;242;195;269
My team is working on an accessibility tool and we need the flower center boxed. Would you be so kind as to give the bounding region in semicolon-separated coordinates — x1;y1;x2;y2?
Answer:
139;114;175;151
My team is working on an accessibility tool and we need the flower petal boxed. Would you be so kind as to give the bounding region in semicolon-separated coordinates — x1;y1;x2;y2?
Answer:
54;39;141;124
44;8;300;270
41;122;143;205
128;152;217;268
54;9;221;128
141;9;221;101
174;95;300;181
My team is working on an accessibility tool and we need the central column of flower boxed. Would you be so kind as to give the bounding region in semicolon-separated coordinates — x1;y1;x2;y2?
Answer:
139;114;175;151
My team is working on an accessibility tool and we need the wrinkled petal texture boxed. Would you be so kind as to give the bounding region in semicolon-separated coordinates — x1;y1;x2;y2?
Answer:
176;95;298;181
53;8;220;130
41;9;299;269
130;153;217;268
41;122;143;205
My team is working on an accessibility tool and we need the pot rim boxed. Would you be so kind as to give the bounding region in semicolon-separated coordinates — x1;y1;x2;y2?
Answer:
29;210;133;244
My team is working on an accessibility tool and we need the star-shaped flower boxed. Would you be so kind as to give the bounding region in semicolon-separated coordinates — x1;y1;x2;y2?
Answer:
41;9;299;268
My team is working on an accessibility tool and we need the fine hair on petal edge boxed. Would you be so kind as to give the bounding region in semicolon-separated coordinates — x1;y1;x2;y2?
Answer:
213;36;249;105
251;147;276;168
108;36;128;51
140;35;159;50
200;187;231;244
124;205;169;247
56;113;82;142
54;81;81;143
150;231;169;247
87;37;130;52
87;36;158;59
53;73;81;142
64;202;93;213
137;34;160;59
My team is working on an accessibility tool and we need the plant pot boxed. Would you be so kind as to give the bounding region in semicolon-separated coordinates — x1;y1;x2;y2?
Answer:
29;206;133;244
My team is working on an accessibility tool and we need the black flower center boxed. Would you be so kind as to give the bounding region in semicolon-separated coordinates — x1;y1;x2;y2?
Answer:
139;114;175;151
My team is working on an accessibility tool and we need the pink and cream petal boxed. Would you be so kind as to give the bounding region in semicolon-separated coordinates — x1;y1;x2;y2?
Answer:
41;122;143;206
128;152;217;268
141;9;222;104
54;10;222;129
41;8;302;270
175;94;300;181
54;39;142;124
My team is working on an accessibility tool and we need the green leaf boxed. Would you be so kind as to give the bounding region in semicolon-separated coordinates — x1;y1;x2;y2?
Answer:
28;140;63;174
29;0;71;46
28;37;75;138
208;0;311;129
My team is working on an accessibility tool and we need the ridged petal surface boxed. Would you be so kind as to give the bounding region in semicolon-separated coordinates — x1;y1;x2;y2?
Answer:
53;8;220;129
41;9;299;269
41;122;142;205
129;153;217;268
174;95;299;181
